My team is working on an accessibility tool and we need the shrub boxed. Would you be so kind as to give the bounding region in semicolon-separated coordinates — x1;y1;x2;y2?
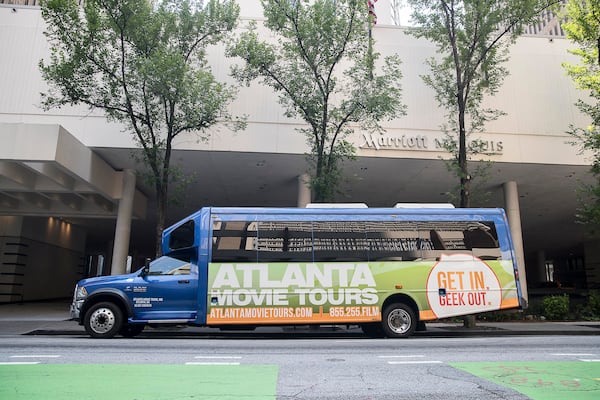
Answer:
590;290;600;316
578;290;600;320
541;295;570;320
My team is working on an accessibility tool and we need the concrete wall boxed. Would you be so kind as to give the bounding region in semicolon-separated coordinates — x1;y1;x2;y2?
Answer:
0;6;590;166
0;216;85;302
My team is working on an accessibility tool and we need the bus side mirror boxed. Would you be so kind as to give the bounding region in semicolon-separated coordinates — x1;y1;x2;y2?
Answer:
141;258;151;276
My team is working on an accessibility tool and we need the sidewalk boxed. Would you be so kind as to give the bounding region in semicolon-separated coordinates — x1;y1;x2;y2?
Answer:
1;300;600;337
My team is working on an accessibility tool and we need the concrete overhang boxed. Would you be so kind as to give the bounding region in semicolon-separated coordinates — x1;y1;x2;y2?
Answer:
0;123;147;219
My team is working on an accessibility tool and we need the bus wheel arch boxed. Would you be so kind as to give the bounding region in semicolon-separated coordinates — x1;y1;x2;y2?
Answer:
380;295;419;338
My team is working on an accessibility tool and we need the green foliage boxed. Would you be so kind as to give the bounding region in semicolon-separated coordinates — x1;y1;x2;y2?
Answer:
541;294;570;320
227;0;405;202
477;310;522;321
406;0;555;207
576;290;600;320
560;0;600;233
39;0;244;255
443;159;493;207
591;290;600;315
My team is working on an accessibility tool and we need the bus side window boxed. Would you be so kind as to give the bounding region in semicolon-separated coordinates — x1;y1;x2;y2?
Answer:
429;229;445;250
211;220;257;262
256;221;313;262
463;226;499;249
421;221;501;260
464;222;501;260
169;220;195;250
366;221;421;261
312;221;368;262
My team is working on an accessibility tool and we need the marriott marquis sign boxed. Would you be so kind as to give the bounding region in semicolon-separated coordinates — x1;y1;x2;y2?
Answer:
358;133;504;155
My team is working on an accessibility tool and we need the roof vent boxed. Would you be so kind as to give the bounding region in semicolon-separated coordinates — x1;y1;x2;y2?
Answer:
306;203;368;208
393;203;455;208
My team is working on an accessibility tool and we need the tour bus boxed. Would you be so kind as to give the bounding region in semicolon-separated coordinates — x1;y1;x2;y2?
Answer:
70;204;524;338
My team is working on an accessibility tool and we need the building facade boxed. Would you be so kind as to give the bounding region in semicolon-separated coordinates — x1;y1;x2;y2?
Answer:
1;0;598;303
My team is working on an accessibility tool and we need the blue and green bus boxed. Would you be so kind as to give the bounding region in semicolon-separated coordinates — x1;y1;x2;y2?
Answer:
70;205;524;338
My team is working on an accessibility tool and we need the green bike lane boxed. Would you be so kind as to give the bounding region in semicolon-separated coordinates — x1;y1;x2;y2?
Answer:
0;364;278;400
1;361;599;399
452;361;600;400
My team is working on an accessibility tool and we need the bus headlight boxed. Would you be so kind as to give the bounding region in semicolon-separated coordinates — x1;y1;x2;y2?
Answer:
75;285;88;300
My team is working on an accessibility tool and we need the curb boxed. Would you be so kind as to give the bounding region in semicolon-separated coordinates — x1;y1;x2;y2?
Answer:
22;326;600;338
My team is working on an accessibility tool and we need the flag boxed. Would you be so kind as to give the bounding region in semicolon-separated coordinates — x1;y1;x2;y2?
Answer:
368;0;378;24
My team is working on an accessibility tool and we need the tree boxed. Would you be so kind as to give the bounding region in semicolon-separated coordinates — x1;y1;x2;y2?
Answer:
227;0;405;202
561;0;600;232
39;0;244;256
406;0;555;208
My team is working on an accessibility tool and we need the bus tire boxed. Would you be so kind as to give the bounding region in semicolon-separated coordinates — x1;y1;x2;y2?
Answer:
382;302;416;338
84;302;123;339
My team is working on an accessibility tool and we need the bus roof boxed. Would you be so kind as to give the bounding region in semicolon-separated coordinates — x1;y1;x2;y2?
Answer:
204;206;503;216
165;206;503;226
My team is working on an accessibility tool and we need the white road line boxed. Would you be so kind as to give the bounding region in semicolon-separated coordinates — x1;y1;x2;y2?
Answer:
194;356;242;359
185;362;241;366
552;353;596;356
388;361;443;365
579;359;600;362
10;355;61;358
335;340;373;343
0;362;41;365
378;355;425;358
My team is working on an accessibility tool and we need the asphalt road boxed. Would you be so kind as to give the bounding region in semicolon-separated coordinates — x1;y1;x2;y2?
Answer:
1;335;599;399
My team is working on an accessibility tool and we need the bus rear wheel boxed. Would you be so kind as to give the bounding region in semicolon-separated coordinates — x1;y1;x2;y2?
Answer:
382;303;416;338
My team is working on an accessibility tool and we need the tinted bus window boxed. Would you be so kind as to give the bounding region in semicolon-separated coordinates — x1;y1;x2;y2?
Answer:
365;221;428;261
419;221;500;260
311;221;368;262
210;218;501;262
211;220;257;262
169;220;195;250
255;221;314;262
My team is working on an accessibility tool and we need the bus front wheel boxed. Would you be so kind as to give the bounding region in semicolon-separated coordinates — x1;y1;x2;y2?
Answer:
84;302;123;339
382;303;416;338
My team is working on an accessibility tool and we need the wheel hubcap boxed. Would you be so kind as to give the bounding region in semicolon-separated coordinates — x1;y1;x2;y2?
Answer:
90;308;115;334
388;309;411;334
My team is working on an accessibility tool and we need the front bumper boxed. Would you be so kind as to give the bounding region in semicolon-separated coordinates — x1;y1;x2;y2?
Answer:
70;300;83;321
69;285;87;321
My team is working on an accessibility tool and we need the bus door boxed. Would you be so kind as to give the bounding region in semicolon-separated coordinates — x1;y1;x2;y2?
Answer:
133;255;198;320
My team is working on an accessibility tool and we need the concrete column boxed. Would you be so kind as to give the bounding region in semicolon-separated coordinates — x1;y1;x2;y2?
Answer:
503;181;528;304
297;174;311;208
536;250;547;285
110;169;136;275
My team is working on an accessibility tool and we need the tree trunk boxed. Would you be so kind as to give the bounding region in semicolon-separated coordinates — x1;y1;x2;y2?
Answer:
313;147;325;202
458;96;470;208
155;185;167;258
458;88;473;329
